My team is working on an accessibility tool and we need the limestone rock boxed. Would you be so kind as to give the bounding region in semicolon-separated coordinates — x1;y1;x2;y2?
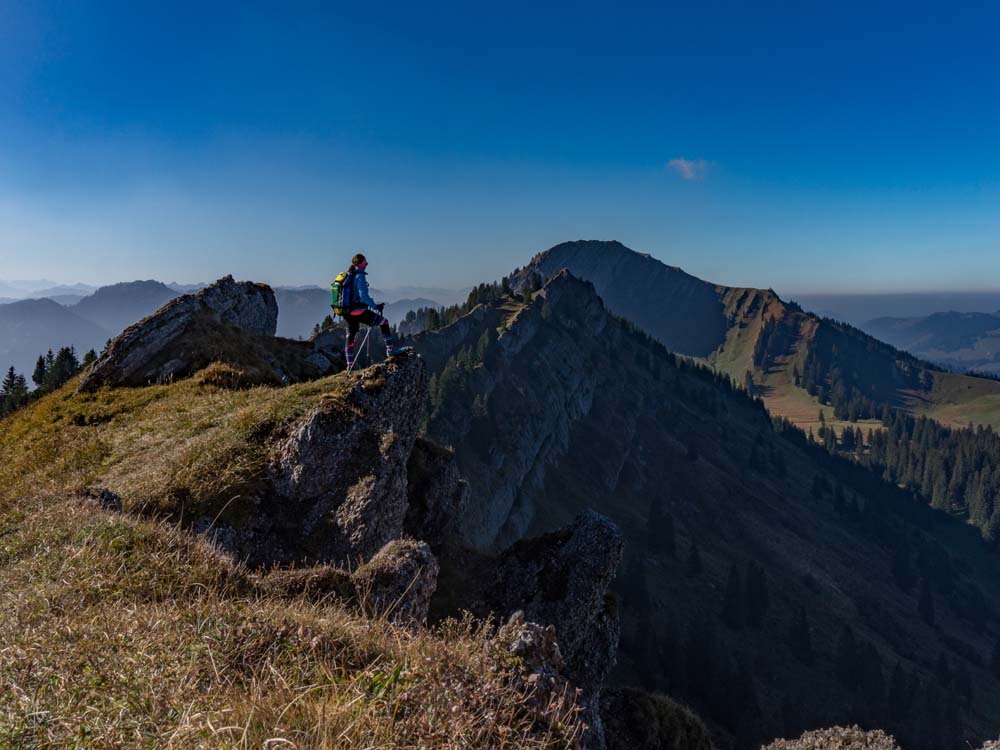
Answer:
269;352;428;565
490;511;624;750
352;538;440;625
78;276;279;390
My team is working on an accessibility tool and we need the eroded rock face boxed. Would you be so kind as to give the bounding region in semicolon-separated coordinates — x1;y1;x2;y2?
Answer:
488;511;624;750
269;353;428;565
353;539;440;626
78;276;279;390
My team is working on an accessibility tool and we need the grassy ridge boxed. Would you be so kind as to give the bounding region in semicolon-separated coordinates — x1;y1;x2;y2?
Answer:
0;371;582;749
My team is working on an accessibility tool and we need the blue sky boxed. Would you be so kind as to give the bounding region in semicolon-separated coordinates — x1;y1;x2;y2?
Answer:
1;1;999;293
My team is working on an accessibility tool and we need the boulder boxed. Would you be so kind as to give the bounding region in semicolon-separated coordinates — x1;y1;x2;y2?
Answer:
489;511;624;750
269;352;428;565
78;276;279;390
352;538;440;625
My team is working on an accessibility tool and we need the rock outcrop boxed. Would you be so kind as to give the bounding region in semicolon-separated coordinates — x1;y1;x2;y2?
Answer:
353;539;440;625
269;353;428;565
261;538;440;626
489;511;623;750
495;611;580;739
79;276;280;390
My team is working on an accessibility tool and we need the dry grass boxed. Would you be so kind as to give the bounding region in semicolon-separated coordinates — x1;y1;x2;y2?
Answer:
0;371;346;524
0;374;584;749
762;725;901;750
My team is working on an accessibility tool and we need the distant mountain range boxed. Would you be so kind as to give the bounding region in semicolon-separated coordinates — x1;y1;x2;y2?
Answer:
864;311;1000;375
0;279;445;376
792;291;1000;326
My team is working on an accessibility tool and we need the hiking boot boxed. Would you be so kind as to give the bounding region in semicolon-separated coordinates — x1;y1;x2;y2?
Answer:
386;346;412;357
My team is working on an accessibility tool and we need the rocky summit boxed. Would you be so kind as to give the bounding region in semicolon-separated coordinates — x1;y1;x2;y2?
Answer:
77;275;344;390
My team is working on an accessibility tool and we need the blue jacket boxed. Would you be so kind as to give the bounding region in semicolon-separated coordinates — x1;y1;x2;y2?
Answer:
350;269;377;309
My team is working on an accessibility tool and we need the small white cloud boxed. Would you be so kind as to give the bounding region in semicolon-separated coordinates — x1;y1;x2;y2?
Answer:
666;157;711;181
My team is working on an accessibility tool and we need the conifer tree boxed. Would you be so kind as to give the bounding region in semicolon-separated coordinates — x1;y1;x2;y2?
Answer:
744;561;769;628
835;624;859;690
32;355;47;387
686;542;703;577
788;606;814;664
891;537;915;594
1;366;18;395
990;635;1000;679
647;498;675;557
721;563;745;630
918;577;936;627
887;662;910;722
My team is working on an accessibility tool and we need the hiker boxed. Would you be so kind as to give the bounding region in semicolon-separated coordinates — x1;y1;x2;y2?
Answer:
332;253;409;369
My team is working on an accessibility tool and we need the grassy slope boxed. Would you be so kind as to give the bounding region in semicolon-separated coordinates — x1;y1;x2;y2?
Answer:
0;370;581;749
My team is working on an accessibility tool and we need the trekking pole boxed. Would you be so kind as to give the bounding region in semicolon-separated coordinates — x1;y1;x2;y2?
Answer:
349;325;373;373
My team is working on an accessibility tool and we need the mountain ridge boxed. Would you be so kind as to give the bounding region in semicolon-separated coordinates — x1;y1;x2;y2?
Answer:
513;240;1000;432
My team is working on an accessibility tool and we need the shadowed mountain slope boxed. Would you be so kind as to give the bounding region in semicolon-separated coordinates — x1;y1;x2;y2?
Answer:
0;297;109;375
71;280;179;334
414;271;1000;749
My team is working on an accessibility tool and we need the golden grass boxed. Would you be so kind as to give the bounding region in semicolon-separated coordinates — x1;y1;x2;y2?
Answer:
0;371;584;749
0;371;347;524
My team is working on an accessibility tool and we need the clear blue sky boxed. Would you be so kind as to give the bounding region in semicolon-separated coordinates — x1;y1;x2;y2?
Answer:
1;1;999;293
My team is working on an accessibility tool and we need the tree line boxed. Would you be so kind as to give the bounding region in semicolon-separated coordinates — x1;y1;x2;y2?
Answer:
0;346;96;417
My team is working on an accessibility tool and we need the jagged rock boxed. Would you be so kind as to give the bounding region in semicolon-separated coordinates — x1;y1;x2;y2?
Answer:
601;687;711;750
83;487;123;513
269;352;428;565
495;611;580;745
763;726;902;750
404;437;469;548
78;276;279;390
199;276;278;336
352;538;440;625
489;511;624;750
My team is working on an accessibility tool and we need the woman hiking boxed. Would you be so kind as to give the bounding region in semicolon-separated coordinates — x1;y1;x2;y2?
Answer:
335;253;410;370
